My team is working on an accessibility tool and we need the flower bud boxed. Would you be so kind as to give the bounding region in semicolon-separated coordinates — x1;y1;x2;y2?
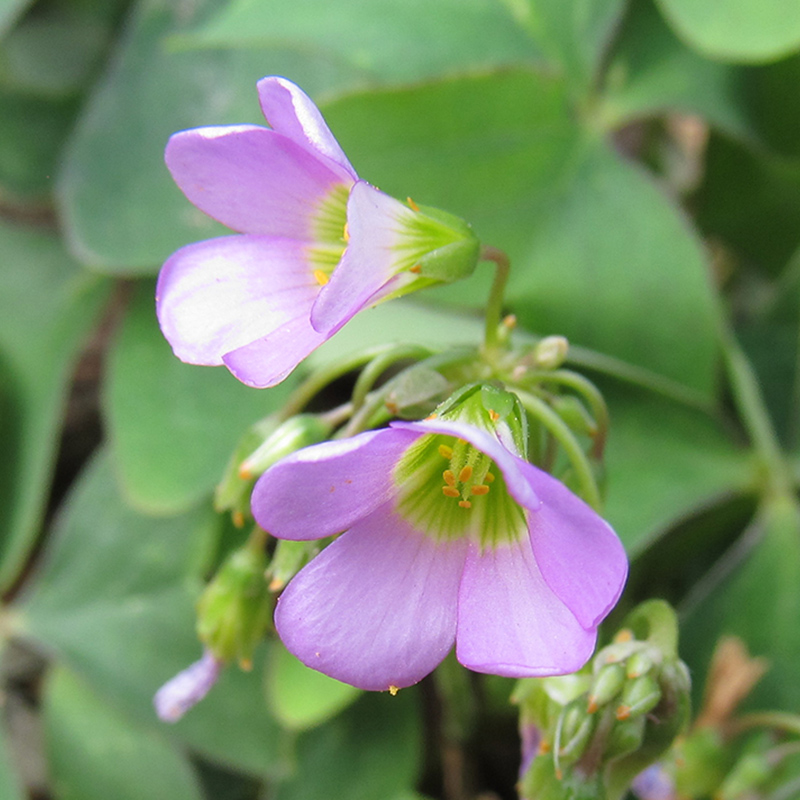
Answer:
616;675;662;721
532;336;569;370
239;414;334;479
384;366;451;419
266;538;322;591
196;544;271;669
605;714;646;761
215;415;280;523
555;700;595;762
588;662;626;713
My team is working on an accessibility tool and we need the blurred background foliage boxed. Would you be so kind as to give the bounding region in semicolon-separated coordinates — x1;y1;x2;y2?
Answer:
1;0;800;798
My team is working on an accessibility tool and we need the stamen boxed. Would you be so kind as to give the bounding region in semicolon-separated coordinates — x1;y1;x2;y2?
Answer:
410;264;422;274
459;465;473;482
488;409;500;422
343;222;350;242
388;685;399;696
443;470;456;486
442;486;460;498
458;500;472;509
485;472;495;483
471;485;490;496
406;197;420;212
438;444;453;459
313;269;329;286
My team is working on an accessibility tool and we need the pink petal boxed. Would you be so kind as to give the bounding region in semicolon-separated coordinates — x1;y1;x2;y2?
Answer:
311;181;418;335
526;468;628;629
393;418;542;511
253;428;419;539
165;125;352;238
257;76;357;178
275;505;467;690
456;537;597;677
156;235;324;386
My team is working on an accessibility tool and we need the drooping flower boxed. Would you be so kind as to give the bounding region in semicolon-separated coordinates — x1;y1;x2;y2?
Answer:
157;76;480;388
252;387;627;691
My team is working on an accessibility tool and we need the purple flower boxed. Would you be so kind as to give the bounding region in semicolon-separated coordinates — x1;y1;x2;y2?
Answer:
157;76;479;388
252;398;627;691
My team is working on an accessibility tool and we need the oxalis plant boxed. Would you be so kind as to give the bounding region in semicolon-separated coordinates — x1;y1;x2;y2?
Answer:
2;3;800;800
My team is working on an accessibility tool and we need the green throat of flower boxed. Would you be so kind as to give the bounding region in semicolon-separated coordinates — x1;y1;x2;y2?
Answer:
394;433;527;549
309;182;350;285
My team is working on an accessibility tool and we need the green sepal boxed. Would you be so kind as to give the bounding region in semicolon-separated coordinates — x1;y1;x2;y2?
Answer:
196;544;271;668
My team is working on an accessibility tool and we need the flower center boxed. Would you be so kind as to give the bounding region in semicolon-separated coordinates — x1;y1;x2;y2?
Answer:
307;182;350;285
394;433;527;548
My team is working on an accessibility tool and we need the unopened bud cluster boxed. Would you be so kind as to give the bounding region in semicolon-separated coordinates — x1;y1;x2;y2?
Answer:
514;601;691;800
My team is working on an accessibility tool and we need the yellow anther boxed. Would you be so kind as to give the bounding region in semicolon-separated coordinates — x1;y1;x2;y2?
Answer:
614;628;634;643
232;511;245;528
313;269;329;286
485;472;495;483
438;444;453;459
615;705;631;721
407;197;420;212
443;470;456;486
459;465;473;482
458;500;472;509
410;264;422;274
488;409;500;422
388;685;399;696
442;486;460;498
471;485;490;496
343;222;350;242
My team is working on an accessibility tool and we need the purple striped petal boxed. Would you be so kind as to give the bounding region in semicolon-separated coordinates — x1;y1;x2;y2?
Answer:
456;537;597;677
257;76;357;178
165;125;352;238
275;504;467;690
156;235;324;386
311;181;418;335
253;428;420;539
525;468;628;629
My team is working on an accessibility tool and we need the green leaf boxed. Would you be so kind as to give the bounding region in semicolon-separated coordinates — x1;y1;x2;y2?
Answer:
0;5;110;98
323;71;720;396
680;496;800;710
0;89;78;200
16;451;285;776
0;0;30;39
508;142;720;397
43;666;203;800
174;0;538;83
602;389;751;554
265;640;361;731
655;0;800;63
694;132;800;276
275;691;421;800
56;0;371;273
0;220;110;591
602;0;752;138
738;53;800;159
512;0;626;95
105;280;296;515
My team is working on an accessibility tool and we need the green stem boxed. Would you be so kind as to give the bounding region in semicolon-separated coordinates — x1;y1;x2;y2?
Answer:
515;388;603;510
279;345;414;420
732;711;800;737
521;369;610;459
480;246;511;352
351;344;435;413
719;325;791;496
